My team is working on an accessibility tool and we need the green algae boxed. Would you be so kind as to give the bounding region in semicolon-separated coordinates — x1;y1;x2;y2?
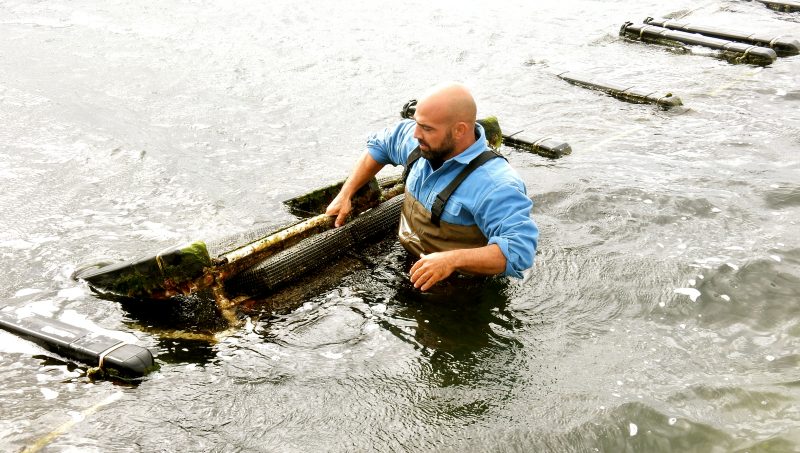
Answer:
477;116;503;149
82;241;212;299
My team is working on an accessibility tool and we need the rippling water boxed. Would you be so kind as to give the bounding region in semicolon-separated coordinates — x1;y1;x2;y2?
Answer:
1;0;799;451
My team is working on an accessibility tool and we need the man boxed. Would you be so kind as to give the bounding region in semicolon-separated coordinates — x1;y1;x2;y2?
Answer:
326;83;538;291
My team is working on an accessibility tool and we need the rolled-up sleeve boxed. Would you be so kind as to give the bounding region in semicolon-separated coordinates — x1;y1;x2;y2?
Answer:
475;181;538;278
366;119;416;166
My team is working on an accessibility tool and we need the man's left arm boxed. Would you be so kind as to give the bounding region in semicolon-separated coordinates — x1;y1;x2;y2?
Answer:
478;181;539;278
409;181;538;291
409;244;506;291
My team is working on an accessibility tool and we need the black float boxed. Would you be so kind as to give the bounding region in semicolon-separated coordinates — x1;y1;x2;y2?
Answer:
620;21;778;66
644;17;799;57
756;0;800;13
558;71;684;109
0;308;157;377
501;135;572;159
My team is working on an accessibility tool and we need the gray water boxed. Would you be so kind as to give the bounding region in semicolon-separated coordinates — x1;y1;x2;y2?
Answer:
1;0;799;451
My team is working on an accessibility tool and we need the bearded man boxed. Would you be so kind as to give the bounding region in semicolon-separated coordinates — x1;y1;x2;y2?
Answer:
326;83;538;291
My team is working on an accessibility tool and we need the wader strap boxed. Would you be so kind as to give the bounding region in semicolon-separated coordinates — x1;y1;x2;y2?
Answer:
402;146;422;184
430;150;506;226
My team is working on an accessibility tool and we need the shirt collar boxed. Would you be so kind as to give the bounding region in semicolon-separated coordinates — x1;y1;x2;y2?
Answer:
451;122;488;165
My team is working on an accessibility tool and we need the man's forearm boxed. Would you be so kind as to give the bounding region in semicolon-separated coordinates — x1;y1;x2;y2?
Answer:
449;244;507;276
409;244;507;291
327;151;386;227
339;151;385;198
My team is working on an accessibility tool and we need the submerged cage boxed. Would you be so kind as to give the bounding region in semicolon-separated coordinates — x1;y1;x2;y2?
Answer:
76;176;403;303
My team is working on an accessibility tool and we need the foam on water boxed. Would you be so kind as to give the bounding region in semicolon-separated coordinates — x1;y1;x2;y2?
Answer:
59;310;139;344
39;388;58;400
0;330;45;355
13;288;42;298
673;288;702;302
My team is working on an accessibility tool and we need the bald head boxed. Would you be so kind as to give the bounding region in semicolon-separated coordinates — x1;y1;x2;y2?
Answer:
416;82;477;125
412;83;478;162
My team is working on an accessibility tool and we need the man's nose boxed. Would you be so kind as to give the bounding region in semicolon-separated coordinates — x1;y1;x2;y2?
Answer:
413;124;422;140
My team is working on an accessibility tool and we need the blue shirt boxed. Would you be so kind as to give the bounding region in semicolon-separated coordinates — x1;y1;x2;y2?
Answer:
366;119;539;278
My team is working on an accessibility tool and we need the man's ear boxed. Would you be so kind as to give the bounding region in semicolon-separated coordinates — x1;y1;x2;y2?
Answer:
453;121;469;139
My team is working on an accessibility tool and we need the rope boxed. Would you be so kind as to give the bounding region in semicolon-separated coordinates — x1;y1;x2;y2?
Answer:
97;341;128;369
737;46;755;64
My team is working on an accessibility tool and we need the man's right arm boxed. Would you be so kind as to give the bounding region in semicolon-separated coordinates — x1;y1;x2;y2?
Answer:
325;151;385;227
325;120;416;227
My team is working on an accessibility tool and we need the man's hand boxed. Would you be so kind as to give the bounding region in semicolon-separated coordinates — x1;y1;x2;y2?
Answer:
409;252;457;291
408;245;507;291
325;192;353;228
325;151;385;228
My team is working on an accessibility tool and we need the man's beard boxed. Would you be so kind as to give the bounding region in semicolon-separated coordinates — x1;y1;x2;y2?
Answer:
419;130;455;169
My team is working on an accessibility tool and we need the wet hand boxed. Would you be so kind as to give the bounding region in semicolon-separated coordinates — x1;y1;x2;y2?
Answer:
409;252;456;291
325;193;352;227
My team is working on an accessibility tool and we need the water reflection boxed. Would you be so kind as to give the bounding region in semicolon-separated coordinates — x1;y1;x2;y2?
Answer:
349;244;526;423
662;248;800;333
105;290;229;367
394;276;517;354
111;289;230;334
153;337;218;365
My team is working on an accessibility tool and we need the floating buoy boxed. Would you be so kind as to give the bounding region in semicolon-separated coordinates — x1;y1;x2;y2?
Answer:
501;135;572;159
620;22;778;66
756;0;800;13
558;71;683;109
0;309;157;377
644;17;799;57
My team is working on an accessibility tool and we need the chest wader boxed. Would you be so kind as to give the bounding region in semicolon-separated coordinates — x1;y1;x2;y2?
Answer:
398;146;506;258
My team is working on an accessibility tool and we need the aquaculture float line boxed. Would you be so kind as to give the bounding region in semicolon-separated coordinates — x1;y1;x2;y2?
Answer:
557;71;683;109
501;135;572;159
620;21;778;66
643;16;799;57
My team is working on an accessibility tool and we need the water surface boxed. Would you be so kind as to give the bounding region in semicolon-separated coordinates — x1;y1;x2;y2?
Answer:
1;0;799;451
